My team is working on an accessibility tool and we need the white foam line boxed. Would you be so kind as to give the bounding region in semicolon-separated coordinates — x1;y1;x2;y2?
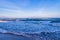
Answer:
0;31;31;38
0;21;8;22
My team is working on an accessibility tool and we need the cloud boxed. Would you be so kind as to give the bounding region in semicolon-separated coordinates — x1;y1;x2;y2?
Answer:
0;0;60;18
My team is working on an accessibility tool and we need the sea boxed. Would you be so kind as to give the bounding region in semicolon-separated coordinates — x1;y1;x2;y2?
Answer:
0;18;60;40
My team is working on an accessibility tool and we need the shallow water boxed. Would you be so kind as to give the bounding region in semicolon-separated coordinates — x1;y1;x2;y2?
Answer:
0;32;60;40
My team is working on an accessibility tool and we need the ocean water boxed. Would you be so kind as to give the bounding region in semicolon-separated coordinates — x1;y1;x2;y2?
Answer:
0;20;60;40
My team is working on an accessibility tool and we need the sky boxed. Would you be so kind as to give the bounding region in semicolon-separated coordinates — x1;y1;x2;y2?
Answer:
0;0;60;18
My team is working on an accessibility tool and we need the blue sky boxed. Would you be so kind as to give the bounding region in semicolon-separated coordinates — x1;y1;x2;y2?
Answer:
0;0;60;18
